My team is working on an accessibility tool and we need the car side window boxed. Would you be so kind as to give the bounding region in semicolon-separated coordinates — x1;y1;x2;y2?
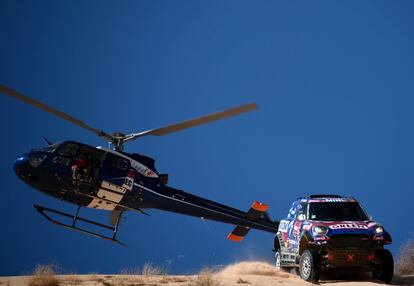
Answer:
287;202;297;219
296;203;307;220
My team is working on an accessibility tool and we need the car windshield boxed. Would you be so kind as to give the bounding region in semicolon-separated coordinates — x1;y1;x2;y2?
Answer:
308;202;368;221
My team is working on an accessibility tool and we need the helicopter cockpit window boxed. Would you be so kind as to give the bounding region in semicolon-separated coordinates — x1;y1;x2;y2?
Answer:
52;156;71;166
33;143;61;153
57;143;79;157
112;157;129;171
79;146;105;163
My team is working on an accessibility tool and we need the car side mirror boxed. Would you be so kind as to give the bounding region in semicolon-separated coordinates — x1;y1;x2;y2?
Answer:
368;214;373;221
298;214;306;221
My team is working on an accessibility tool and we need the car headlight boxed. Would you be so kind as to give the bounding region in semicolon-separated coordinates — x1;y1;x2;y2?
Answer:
313;226;328;235
374;226;384;235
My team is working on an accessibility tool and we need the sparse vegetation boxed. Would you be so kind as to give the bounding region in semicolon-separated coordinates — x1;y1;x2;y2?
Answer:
396;234;414;275
118;262;166;284
28;264;59;286
141;262;165;276
236;277;251;284
120;262;165;276
189;269;219;286
120;266;142;275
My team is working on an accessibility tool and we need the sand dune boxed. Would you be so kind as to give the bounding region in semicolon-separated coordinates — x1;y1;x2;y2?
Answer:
1;261;414;286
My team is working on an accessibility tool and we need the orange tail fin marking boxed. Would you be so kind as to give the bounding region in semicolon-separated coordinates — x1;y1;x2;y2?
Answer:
227;233;244;242
251;201;269;212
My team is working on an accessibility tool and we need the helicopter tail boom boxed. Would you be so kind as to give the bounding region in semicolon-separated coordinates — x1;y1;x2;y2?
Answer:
152;186;278;238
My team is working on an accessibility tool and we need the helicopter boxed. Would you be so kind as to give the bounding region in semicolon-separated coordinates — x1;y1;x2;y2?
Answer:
1;85;278;246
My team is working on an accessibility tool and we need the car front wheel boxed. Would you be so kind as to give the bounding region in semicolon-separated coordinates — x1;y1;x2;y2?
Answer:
299;249;321;283
372;249;394;284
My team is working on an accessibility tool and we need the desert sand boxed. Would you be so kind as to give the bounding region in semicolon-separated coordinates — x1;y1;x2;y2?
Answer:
1;261;413;286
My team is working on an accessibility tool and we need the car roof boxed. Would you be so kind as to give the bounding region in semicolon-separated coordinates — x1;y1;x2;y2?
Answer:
296;195;357;203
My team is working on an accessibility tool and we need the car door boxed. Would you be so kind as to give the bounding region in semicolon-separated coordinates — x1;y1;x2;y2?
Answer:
289;203;307;251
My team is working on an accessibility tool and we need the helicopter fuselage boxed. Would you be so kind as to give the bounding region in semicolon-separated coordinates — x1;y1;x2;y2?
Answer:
2;84;274;244
14;140;277;235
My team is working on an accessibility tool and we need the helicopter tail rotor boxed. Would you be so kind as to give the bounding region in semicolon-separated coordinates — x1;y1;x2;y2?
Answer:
227;201;271;242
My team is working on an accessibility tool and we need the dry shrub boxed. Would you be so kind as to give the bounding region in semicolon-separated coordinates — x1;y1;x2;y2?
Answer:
236;277;251;284
396;235;414;275
28;264;59;286
120;262;165;276
141;262;164;276
118;266;147;285
120;266;141;275
190;269;219;286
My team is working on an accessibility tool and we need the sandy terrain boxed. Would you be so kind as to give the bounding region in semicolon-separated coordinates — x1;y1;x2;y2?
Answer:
1;261;413;286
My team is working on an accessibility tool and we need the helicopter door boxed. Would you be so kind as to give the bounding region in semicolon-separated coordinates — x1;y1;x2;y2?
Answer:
75;145;105;183
51;142;80;174
100;153;132;188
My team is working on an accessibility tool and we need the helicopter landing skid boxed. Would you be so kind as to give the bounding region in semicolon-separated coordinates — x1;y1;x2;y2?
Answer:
33;204;126;246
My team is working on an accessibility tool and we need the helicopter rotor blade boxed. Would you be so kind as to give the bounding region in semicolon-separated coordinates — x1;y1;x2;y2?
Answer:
1;84;258;149
124;103;258;142
0;85;114;142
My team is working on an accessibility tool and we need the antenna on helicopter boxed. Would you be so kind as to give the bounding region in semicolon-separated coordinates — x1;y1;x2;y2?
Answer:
0;85;258;151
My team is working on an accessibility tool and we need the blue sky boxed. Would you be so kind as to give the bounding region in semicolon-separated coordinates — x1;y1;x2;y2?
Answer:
1;0;414;276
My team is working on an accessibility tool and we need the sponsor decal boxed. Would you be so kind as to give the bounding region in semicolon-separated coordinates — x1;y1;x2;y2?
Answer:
133;163;157;178
289;240;297;245
303;224;311;230
293;221;302;239
322;198;347;202
279;220;289;232
309;198;355;203
330;223;368;229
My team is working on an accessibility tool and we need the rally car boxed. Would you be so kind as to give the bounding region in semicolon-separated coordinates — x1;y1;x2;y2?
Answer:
274;195;393;283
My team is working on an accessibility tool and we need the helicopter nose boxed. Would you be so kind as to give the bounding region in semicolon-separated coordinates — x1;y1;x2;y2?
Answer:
14;154;34;182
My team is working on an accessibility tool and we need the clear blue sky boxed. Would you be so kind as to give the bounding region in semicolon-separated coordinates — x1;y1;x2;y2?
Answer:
1;0;414;276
